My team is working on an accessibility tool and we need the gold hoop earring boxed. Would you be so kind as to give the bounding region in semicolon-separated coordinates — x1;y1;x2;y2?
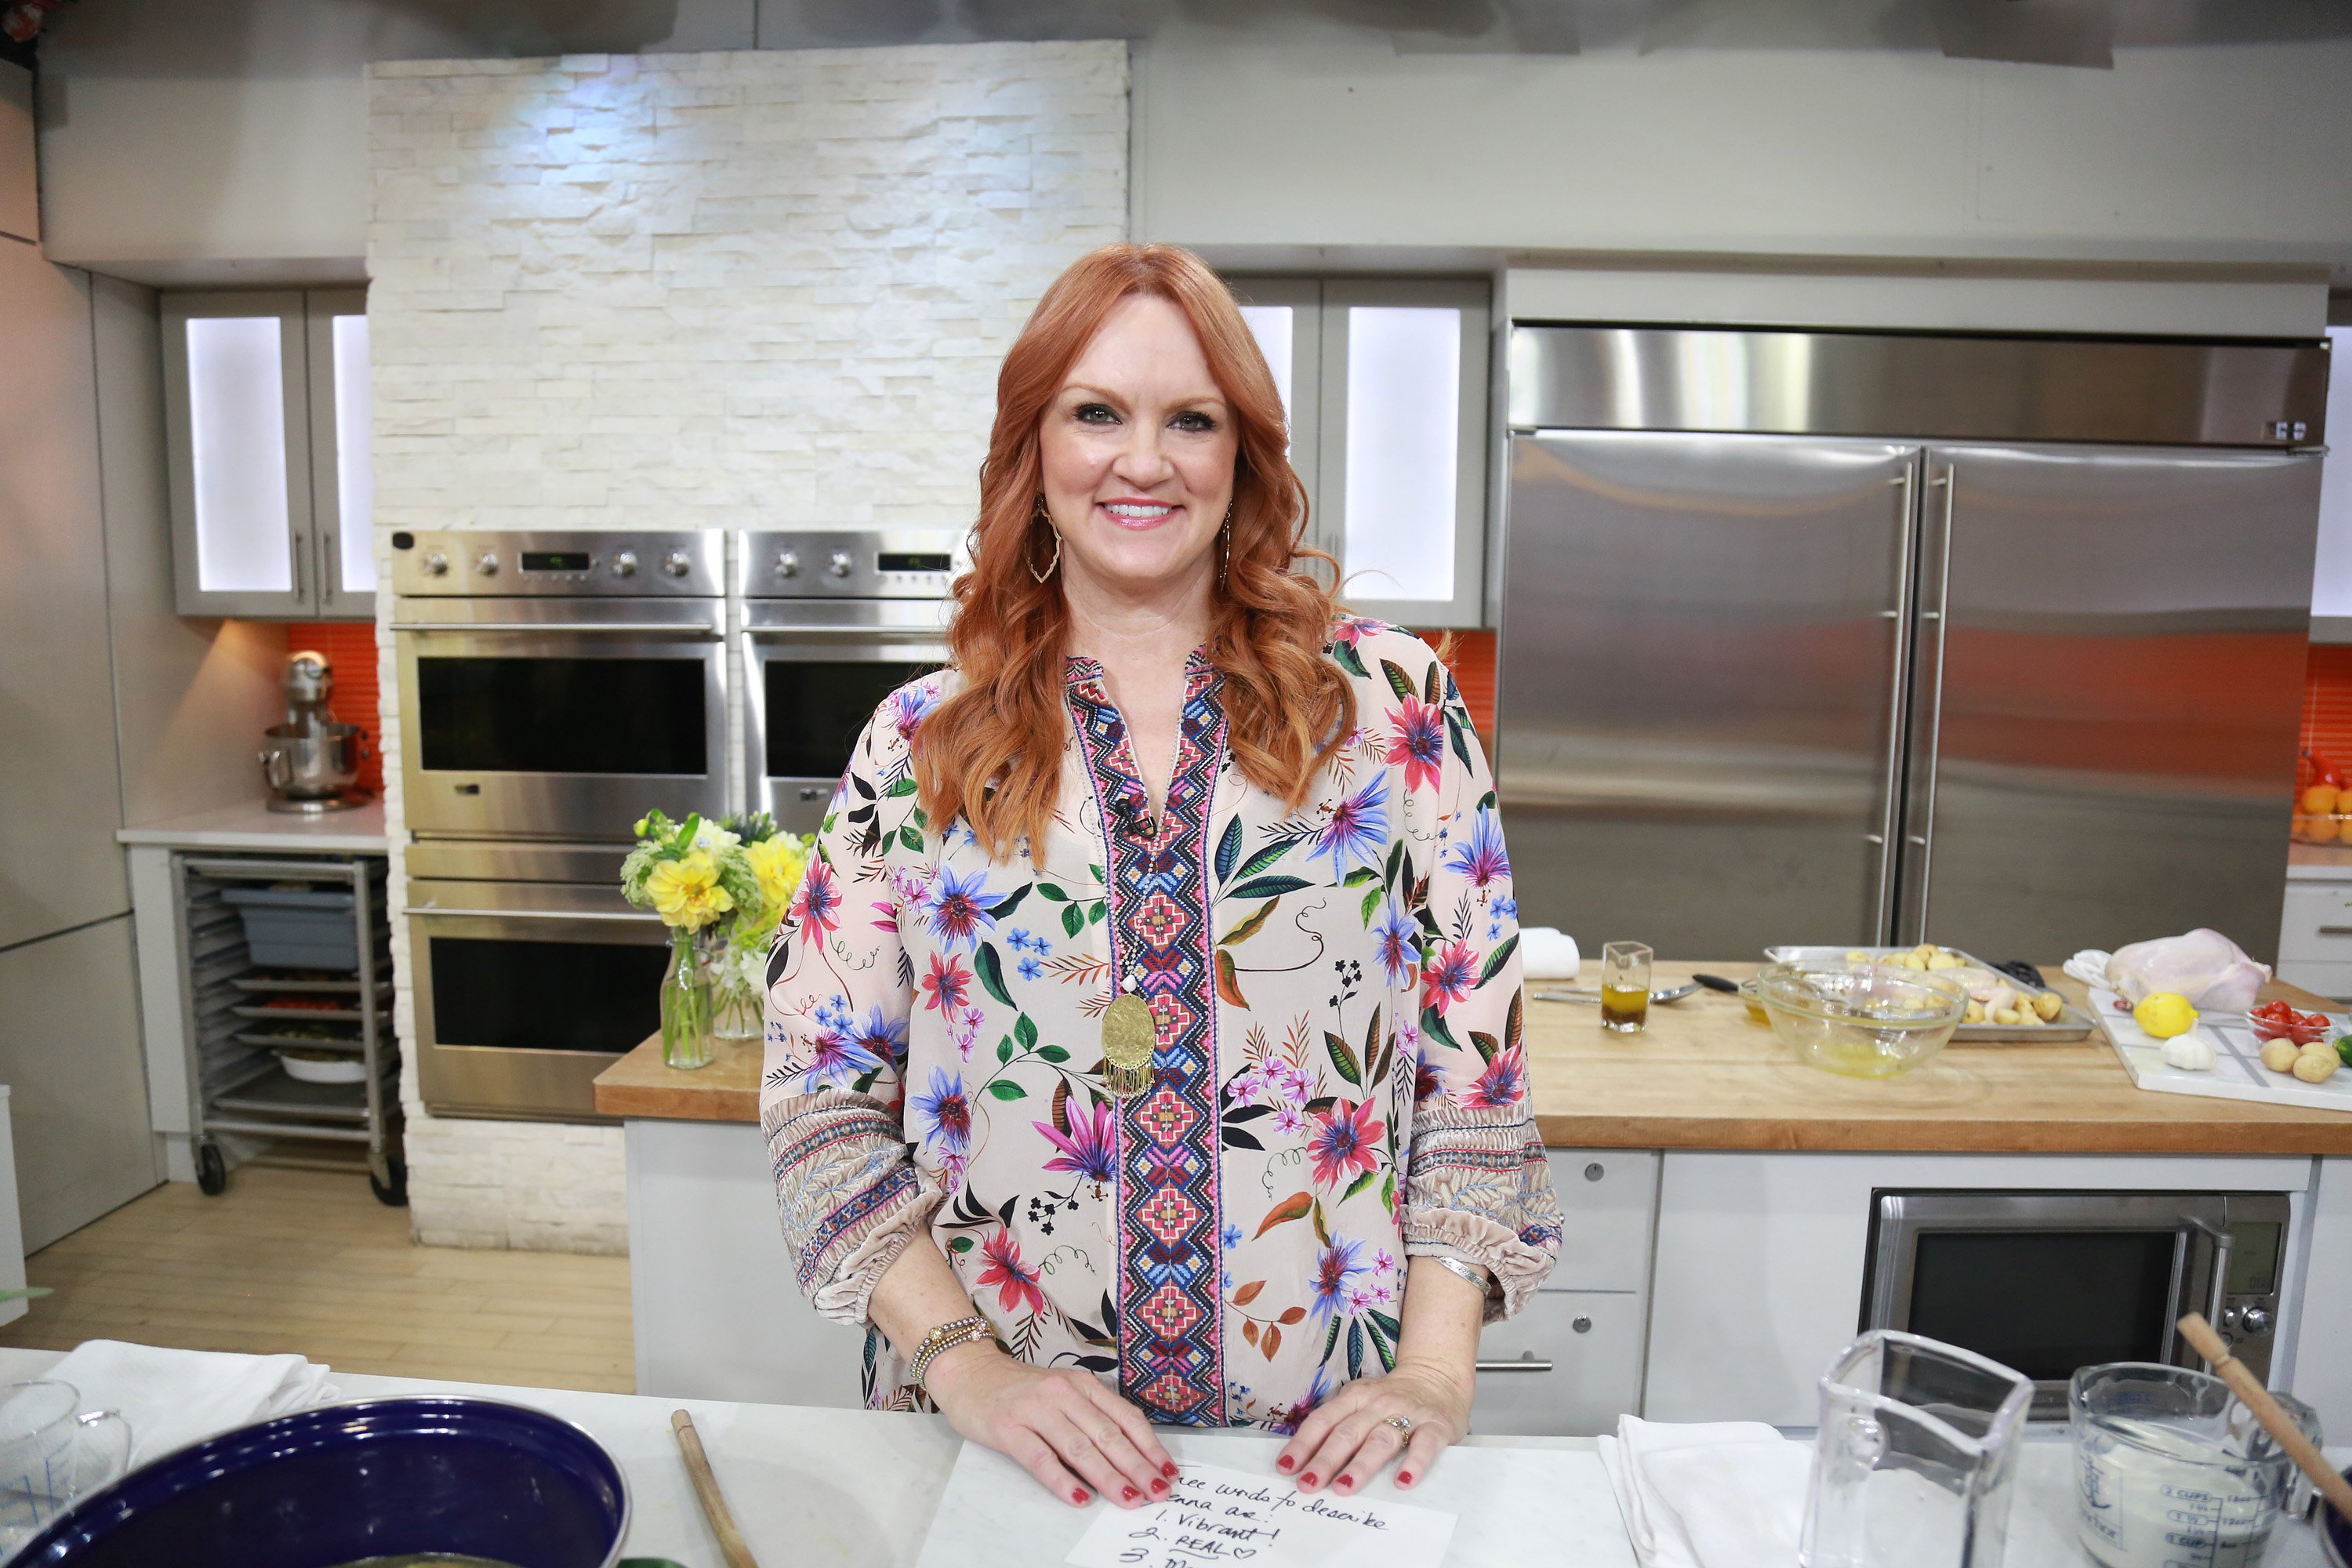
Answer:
1029;495;1061;583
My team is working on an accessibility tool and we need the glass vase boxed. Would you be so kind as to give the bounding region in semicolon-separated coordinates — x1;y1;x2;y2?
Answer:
697;926;764;1045
659;928;714;1071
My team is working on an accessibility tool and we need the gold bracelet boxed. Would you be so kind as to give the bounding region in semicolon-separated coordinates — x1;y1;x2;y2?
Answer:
913;1319;998;1387
907;1313;989;1372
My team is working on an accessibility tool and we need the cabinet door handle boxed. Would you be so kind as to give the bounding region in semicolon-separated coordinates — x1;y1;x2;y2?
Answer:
2318;926;2352;935
1474;1358;1555;1374
292;530;308;604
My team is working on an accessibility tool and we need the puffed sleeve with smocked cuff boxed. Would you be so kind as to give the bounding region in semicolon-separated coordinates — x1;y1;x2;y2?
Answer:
1392;644;1563;1322
761;681;942;1326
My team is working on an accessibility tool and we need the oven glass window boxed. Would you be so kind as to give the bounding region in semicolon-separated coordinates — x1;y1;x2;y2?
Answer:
428;935;667;1054
765;660;936;779
1907;1229;2175;1381
419;656;707;774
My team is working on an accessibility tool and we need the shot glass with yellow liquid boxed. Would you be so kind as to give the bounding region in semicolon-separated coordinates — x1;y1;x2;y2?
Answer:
1600;942;1653;1033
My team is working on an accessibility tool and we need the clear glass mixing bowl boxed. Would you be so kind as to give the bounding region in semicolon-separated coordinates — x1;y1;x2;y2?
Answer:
1755;960;1969;1078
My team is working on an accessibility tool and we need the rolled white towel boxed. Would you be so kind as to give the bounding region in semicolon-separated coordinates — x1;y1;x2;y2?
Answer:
1519;926;1581;979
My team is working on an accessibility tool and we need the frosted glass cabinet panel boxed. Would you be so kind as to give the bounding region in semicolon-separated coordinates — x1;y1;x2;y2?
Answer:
1229;277;1322;498
165;287;374;619
1225;275;1490;628
309;289;376;616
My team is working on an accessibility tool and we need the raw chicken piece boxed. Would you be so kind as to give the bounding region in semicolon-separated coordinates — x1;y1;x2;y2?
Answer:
2104;930;2272;1014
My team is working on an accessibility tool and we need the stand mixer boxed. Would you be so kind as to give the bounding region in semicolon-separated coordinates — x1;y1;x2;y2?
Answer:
260;651;372;813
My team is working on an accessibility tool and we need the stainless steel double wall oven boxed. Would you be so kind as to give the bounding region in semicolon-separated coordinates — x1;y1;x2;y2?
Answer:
739;528;960;833
393;530;728;1120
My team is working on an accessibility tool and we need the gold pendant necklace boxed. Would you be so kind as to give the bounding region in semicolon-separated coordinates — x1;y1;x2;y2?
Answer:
1101;992;1155;1097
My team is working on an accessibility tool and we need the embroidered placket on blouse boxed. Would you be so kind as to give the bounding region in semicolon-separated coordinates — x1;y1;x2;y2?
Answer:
1065;652;1228;1426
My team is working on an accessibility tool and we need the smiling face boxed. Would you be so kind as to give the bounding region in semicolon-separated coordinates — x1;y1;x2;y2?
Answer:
1036;292;1239;601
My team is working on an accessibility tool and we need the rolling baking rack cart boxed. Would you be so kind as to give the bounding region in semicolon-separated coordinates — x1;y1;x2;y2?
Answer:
173;853;405;1205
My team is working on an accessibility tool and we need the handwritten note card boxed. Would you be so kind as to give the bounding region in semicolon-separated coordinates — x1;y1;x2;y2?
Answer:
1063;1462;1456;1568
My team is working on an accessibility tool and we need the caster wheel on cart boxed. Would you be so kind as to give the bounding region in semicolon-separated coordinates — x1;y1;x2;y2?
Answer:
369;1157;408;1208
195;1142;227;1196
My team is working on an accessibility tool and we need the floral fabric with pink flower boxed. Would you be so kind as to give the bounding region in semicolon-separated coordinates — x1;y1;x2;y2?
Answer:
760;621;1560;1426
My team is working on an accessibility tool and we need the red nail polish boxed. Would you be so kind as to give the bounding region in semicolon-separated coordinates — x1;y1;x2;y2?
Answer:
1073;1489;1090;1505
1151;1478;1169;1494
1301;1473;1317;1488
1398;1472;1414;1486
1122;1486;1139;1502
1276;1456;1296;1472
1338;1476;1353;1490
1163;1461;1179;1479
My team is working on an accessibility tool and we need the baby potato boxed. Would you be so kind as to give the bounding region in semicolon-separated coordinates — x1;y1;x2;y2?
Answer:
2294;1047;2341;1084
1993;1007;2022;1025
1928;953;1965;971
1844;950;1871;964
2262;1039;2303;1073
1964;1000;1987;1024
2031;991;2063;1022
1903;953;1929;971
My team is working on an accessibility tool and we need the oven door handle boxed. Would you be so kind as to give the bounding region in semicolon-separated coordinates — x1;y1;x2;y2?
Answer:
2186;1219;2234;1344
403;906;665;923
391;621;722;638
744;624;947;641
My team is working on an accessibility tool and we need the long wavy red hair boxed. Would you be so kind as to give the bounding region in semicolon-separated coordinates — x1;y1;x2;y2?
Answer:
915;244;1356;859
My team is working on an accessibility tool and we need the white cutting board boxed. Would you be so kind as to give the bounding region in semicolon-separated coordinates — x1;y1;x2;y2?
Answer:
2093;986;2352;1113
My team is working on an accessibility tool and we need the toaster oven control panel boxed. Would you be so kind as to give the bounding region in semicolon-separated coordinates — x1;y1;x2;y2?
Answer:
742;529;965;599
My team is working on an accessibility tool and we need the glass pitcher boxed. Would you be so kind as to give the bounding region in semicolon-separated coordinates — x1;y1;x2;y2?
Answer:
0;1381;132;1559
1800;1330;2034;1568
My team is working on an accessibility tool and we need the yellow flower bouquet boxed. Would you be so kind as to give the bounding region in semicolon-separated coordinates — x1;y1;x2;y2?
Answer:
621;810;811;1068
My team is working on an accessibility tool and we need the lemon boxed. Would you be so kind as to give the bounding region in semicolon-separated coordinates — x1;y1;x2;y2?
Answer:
2133;992;2198;1039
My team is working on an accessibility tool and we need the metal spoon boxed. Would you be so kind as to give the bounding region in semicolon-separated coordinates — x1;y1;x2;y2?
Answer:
1534;982;1701;1006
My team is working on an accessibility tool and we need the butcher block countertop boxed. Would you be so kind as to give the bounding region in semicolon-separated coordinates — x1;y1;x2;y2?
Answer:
593;961;2352;1155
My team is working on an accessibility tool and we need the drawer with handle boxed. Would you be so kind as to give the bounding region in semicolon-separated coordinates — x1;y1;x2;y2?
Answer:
2280;883;2352;963
1470;1289;1644;1439
1542;1148;1659;1294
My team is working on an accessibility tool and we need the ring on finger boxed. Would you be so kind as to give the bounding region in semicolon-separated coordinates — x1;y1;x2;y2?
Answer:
1382;1415;1414;1436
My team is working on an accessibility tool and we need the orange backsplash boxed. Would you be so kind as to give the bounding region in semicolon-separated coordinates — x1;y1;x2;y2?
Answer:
254;620;385;797
2302;644;2352;783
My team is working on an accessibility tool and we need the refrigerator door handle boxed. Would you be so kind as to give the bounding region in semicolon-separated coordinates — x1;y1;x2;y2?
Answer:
1871;464;1916;941
1907;468;1958;937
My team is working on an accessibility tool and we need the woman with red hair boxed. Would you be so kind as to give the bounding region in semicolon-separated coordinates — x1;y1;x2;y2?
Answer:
763;243;1558;1509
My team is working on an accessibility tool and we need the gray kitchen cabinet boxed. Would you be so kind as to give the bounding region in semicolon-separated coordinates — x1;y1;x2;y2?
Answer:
1544;1147;1660;1294
1473;1289;1646;1438
0;236;129;951
162;288;374;619
2279;877;2352;1000
0;916;159;1249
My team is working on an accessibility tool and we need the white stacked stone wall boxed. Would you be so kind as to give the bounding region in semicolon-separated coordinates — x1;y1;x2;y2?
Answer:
365;43;1129;1250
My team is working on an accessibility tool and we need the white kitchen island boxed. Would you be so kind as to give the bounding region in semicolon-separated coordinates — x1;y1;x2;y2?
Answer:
2;1343;2343;1567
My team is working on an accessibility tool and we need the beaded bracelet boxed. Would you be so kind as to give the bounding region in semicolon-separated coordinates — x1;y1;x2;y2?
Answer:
909;1314;997;1386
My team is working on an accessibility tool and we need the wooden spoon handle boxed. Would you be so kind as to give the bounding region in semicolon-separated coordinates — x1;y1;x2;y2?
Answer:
670;1408;761;1568
2176;1313;2352;1523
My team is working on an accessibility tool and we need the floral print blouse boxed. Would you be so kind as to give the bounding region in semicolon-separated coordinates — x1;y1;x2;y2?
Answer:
760;619;1561;1429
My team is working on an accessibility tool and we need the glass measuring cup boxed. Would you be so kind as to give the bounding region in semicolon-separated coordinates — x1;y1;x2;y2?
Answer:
2069;1363;2291;1568
1800;1330;2033;1568
0;1380;132;1558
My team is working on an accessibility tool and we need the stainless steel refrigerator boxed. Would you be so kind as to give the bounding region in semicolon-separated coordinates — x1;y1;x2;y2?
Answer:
1497;326;2330;962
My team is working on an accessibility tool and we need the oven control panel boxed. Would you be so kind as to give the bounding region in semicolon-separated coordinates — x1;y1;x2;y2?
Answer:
741;528;967;599
388;530;724;597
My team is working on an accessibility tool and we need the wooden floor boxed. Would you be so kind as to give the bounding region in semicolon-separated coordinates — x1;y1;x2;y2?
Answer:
0;1166;634;1392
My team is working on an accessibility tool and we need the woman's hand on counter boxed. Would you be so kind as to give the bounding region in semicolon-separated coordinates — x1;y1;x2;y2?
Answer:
1276;1254;1485;1495
926;1341;1176;1510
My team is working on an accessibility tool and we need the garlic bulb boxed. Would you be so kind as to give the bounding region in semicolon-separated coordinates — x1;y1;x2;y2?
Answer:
2161;1034;2217;1072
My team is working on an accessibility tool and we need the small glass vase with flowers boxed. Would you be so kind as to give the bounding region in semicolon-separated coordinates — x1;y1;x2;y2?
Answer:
620;809;811;1070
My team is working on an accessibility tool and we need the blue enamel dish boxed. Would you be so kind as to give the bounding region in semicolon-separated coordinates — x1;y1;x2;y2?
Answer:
12;1396;630;1568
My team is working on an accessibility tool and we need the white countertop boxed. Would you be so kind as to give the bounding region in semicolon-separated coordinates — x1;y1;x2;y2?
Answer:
115;796;390;854
1;1345;2339;1567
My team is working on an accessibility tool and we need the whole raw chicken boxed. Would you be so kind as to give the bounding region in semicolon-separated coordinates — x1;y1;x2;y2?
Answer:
2104;930;2271;1014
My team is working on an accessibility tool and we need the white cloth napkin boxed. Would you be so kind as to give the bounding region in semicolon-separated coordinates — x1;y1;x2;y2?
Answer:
1520;926;1581;978
47;1339;338;1464
1599;1415;1809;1568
